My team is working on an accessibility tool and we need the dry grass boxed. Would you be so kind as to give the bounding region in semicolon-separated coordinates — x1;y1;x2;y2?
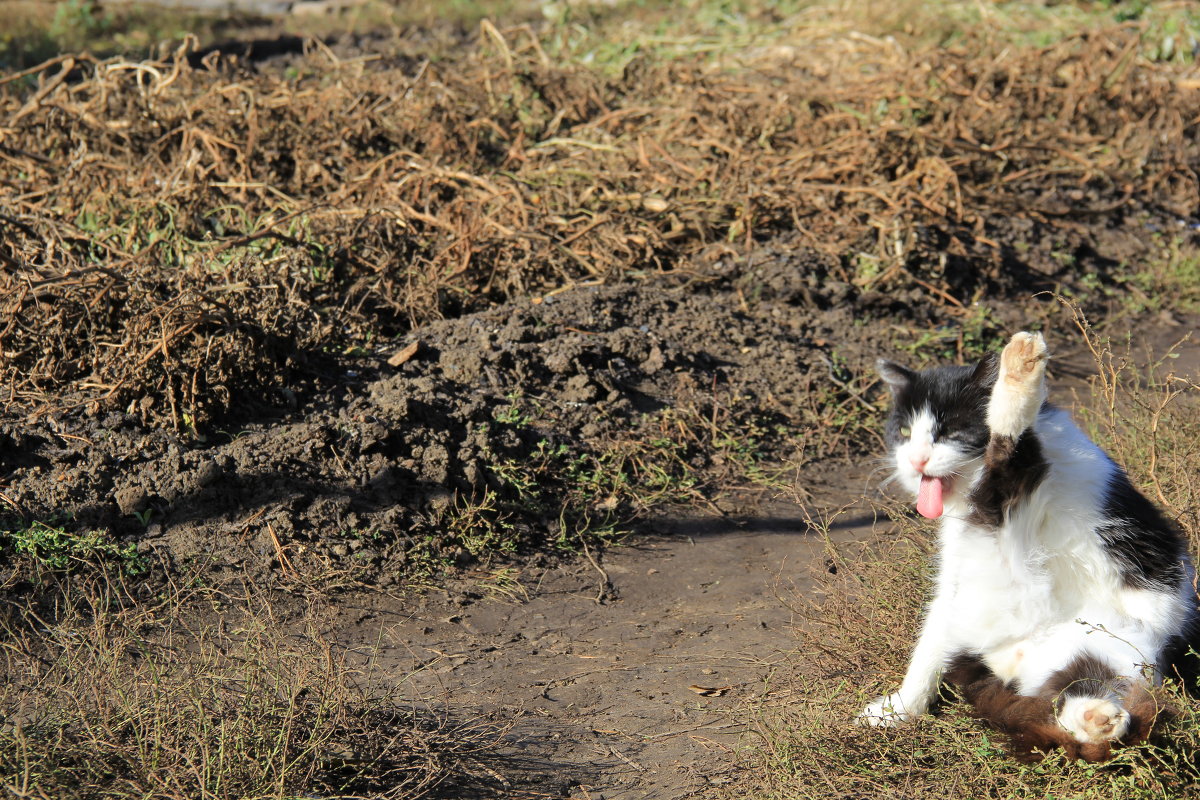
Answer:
0;569;506;798
1;10;1197;428
739;320;1200;799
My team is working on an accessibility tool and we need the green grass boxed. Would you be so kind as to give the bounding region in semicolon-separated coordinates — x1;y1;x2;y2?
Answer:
5;0;1198;74
538;0;1200;69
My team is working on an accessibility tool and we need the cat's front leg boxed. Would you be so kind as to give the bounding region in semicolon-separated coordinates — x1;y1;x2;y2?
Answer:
987;331;1048;438
858;601;952;726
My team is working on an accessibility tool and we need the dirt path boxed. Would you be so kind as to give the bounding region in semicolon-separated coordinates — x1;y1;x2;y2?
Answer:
326;497;874;798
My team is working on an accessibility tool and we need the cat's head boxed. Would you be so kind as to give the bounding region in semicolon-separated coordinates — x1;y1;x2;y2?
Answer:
877;354;997;519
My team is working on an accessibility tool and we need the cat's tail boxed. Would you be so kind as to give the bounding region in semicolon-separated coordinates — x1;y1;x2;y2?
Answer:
945;654;1163;762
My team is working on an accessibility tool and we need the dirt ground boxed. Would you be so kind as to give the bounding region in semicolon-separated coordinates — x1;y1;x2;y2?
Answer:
3;6;1200;798
5;270;1194;797
341;492;873;799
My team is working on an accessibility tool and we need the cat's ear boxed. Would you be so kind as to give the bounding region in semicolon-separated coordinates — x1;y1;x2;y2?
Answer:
970;352;999;384
877;359;914;393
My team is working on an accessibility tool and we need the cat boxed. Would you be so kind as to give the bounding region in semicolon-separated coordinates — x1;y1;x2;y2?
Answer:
859;331;1198;761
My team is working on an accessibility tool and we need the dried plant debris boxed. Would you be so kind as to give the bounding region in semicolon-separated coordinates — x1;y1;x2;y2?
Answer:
1;26;1197;429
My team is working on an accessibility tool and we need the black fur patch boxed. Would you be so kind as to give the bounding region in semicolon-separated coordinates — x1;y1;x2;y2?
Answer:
1097;468;1186;591
1160;615;1200;691
967;426;1049;529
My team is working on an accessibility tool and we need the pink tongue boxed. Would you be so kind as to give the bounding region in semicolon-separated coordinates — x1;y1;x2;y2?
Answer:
917;476;945;519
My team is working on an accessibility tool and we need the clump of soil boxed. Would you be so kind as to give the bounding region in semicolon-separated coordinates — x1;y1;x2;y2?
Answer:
0;247;888;586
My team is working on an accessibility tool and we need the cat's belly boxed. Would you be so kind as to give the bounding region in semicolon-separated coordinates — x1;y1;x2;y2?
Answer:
980;618;1161;693
980;627;1093;690
940;546;1063;648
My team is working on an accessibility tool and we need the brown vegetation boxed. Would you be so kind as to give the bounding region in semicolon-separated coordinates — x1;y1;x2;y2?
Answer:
2;24;1196;428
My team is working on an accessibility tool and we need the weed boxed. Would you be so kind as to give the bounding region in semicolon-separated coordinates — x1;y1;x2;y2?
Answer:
492;391;530;427
3;521;147;577
442;489;518;558
897;304;1006;364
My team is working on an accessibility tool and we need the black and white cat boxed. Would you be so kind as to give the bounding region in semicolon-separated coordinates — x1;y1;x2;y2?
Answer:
860;331;1197;759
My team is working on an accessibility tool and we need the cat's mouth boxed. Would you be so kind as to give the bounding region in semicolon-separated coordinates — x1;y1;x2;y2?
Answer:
916;475;952;519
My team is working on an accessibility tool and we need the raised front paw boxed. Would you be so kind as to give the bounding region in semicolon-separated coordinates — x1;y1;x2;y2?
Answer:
999;331;1048;389
988;331;1049;438
857;692;915;728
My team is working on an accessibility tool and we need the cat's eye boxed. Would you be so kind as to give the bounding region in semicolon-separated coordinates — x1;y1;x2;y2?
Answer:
899;425;912;438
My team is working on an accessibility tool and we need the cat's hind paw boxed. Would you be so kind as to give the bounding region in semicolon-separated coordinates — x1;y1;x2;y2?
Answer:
988;331;1048;438
1057;696;1130;744
857;693;916;727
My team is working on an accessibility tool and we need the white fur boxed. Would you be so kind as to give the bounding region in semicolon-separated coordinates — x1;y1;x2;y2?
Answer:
860;342;1193;737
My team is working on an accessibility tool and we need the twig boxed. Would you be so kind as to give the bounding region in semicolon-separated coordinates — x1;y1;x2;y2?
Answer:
266;522;297;577
577;533;611;605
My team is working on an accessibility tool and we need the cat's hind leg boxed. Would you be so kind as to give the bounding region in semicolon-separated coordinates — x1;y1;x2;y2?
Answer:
1056;696;1130;744
945;655;1076;761
988;331;1048;439
948;654;1160;761
1044;654;1161;751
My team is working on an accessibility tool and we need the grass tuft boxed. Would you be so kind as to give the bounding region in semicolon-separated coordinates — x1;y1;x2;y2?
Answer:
0;576;502;798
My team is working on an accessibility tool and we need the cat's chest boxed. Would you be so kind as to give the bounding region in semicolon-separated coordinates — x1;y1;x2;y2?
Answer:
938;521;1107;617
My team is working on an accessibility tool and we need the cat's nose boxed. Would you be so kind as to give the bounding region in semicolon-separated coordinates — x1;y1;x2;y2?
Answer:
910;455;929;473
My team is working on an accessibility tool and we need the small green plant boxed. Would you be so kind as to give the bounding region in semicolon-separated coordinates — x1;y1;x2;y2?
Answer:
899;304;1005;363
442;489;518;558
492;392;529;426
4;521;147;576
